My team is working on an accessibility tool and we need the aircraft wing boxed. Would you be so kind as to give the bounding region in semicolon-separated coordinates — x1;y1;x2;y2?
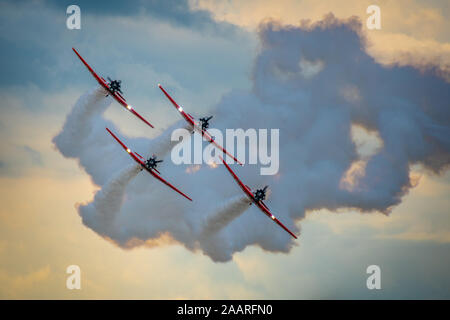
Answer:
159;84;242;165
219;156;253;197
106;128;192;201
106;127;142;164
219;156;297;239
254;200;297;239
201;129;243;165
142;166;192;202
158;84;196;126
110;91;154;128
72;47;107;87
73;48;154;128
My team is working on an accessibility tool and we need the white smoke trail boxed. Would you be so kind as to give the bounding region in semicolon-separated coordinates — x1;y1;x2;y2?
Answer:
200;195;250;238
147;121;193;159
79;163;141;237
198;195;251;262
54;14;450;262
53;87;111;158
201;195;250;238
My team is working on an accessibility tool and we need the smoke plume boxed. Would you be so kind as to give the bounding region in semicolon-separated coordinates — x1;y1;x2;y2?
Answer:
79;164;141;237
54;14;450;262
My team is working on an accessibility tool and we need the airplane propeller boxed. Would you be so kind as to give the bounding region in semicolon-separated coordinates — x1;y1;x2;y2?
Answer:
145;155;163;170
199;115;213;131
107;77;123;94
254;185;269;202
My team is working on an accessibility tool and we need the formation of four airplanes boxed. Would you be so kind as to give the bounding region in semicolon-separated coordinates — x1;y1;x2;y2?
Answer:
72;48;297;239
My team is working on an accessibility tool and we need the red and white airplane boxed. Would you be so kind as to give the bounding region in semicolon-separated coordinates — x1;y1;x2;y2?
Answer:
106;128;192;201
158;84;242;165
219;156;297;239
73;48;154;128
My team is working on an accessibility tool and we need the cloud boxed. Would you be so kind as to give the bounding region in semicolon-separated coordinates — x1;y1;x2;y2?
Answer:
0;0;253;94
47;0;238;33
22;146;43;166
53;14;450;262
0;265;51;299
192;0;450;75
232;221;450;299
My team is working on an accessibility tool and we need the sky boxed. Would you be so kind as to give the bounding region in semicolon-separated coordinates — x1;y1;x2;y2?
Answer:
0;0;449;299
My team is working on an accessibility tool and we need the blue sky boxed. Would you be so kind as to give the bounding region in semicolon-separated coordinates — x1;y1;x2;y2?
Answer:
0;0;449;299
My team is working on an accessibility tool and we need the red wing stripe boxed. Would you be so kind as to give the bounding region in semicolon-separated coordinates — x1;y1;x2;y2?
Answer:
256;202;297;239
260;200;270;211
203;130;242;165
106;127;130;153
130;109;154;128
158;84;195;126
159;84;241;164
73;47;107;89
273;217;297;239
72;47;96;78
74;48;154;129
158;84;182;110
106;128;191;201
219;156;251;195
116;91;126;101
220;156;297;239
146;167;192;201
112;91;127;106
